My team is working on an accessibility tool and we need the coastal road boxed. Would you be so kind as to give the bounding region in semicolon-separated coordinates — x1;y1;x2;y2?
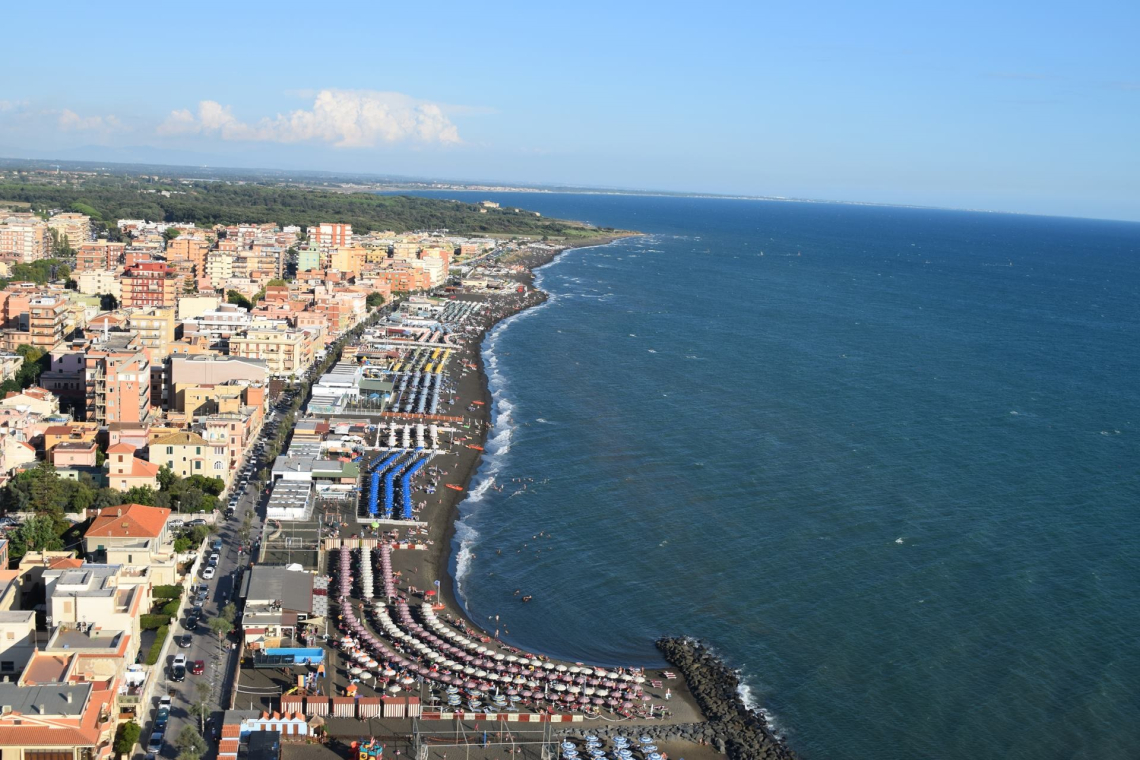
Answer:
139;402;287;758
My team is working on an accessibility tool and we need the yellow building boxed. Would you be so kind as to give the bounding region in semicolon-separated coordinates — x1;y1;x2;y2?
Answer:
149;430;227;478
127;306;176;362
328;247;366;278
228;327;313;378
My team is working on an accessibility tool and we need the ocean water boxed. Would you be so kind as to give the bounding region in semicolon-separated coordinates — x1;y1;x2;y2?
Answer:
405;192;1140;759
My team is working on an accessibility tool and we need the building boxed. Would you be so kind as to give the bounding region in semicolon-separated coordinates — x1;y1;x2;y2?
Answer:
75;241;125;271
307;223;352;248
84;336;151;426
240;565;314;648
296;246;319;273
126;307;175;362
0;681;115;760
0;610;36;677
104;443;160;492
28;296;68;350
47;212;93;248
177;294;221;321
120;262;179;309
229;328;313;378
149;430;226;478
74;270;122;300
0;215;50;262
41;564;149;663
0;387;60;416
328;247;365;278
83;504;174;584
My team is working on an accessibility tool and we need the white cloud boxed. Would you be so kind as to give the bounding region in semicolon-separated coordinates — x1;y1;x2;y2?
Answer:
0;100;28;113
58;109;125;132
158;89;462;146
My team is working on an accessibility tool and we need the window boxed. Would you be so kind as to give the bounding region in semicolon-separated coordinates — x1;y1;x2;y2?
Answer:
213;461;223;470
167;446;173;455
0;661;13;673
194;461;201;470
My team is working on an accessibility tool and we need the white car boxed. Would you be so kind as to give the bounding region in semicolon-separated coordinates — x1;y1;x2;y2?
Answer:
201;566;216;580
172;654;187;668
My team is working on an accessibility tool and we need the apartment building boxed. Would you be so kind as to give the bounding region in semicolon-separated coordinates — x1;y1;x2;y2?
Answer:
328;247;365;278
149;431;226;478
120;262;179;308
28;296;68;350
47;212;93;247
74;269;122;300
75;241;125;271
296;246;320;273
84;336;151;426
0;215;50;262
83;503;174;584
307;222;352;247
126;307;175;362
228;327;313;377
165;237;210;276
205;251;234;282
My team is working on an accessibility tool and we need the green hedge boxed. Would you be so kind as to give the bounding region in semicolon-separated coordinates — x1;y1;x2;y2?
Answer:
153;585;182;599
161;599;181;618
140;614;171;631
144;625;169;665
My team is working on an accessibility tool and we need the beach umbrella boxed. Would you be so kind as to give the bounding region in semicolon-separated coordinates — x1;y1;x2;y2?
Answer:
556;664;568;672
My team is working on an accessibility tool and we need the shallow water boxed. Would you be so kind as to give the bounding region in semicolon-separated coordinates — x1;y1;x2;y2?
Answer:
402;191;1140;760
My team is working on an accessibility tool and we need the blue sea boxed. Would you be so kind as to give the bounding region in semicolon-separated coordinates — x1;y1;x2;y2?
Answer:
399;192;1140;759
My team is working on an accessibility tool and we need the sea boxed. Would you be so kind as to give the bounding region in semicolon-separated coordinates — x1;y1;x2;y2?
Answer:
392;191;1140;760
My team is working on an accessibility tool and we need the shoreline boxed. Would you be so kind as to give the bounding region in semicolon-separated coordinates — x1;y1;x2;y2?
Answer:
380;232;797;758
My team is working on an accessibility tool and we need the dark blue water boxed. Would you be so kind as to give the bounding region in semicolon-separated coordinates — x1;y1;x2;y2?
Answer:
404;192;1140;759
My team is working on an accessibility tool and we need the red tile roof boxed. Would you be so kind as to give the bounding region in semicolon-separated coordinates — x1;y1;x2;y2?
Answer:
106;443;136;454
85;503;171;539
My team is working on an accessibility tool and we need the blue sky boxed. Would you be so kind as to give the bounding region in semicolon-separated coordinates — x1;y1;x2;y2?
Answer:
1;0;1137;220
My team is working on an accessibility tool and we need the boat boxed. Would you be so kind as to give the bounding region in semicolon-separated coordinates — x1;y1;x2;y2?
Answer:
446;484;464;492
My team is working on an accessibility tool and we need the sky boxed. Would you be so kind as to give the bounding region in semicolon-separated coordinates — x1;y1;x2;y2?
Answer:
1;0;1138;221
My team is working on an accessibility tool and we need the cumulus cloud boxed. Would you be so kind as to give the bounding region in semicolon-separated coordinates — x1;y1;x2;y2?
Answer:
158;89;462;146
58;109;125;132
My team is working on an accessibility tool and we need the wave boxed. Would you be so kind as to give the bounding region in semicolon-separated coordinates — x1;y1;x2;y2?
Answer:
452;293;550;595
737;680;786;741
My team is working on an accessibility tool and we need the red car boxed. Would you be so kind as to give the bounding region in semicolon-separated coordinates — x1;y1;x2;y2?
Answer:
190;660;205;675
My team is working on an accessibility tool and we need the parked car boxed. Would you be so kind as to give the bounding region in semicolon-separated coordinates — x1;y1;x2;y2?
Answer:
147;733;164;754
155;708;169;732
177;634;192;648
187;518;207;527
209;552;220;565
212;539;223;552
190;659;205;675
186;610;201;628
202;566;216;580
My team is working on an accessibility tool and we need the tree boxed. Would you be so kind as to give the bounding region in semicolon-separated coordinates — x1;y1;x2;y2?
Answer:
226;290;252;310
190;680;213;732
220;603;236;624
114;720;141;756
9;514;64;559
163;227;182;241
208;614;233;645
366;292;386;309
175;724;207;760
99;292;118;310
157;465;177;491
266;278;287;287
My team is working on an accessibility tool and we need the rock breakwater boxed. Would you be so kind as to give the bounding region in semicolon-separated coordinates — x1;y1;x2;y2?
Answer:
654;637;798;759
